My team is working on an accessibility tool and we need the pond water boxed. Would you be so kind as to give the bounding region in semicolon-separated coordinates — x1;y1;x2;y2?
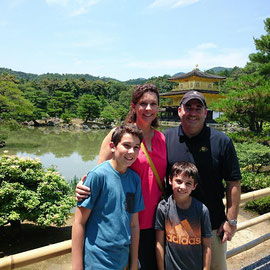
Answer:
0;127;110;181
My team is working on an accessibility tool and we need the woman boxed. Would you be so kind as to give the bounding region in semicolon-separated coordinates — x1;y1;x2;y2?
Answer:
76;83;167;270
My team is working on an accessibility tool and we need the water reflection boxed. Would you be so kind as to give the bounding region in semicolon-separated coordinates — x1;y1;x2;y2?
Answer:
1;127;109;180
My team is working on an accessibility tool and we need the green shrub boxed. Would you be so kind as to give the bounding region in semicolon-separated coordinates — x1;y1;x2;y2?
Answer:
234;141;270;214
245;196;270;215
240;171;270;193
228;131;270;145
235;142;270;172
0;154;76;227
61;112;72;124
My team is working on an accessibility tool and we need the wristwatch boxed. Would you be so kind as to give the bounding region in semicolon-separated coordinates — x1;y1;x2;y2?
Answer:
227;219;237;226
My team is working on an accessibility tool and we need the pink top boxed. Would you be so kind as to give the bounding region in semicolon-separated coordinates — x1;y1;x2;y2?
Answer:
130;130;167;229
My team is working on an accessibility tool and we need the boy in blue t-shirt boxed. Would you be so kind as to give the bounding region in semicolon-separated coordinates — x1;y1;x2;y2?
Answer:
72;125;145;270
155;162;212;270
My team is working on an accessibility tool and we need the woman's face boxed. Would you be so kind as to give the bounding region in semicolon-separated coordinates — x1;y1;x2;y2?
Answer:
132;91;159;127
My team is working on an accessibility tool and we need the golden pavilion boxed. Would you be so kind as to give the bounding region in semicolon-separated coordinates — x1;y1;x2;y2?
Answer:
160;67;226;122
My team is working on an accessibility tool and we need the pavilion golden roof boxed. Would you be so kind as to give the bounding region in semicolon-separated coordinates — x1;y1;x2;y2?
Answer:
160;68;226;108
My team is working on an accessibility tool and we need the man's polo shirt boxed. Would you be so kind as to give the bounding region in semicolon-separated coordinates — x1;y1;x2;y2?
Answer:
163;124;241;230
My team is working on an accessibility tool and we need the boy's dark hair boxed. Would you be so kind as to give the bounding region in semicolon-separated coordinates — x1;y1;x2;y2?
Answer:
125;83;160;128
111;124;144;147
169;162;198;184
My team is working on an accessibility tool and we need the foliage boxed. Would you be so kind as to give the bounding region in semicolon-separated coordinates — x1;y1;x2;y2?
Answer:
210;18;270;133
0;73;34;121
100;101;127;124
234;142;270;172
246;18;270;78
61;111;73;124
245;196;270;215
234;142;270;214
211;74;270;132
100;104;119;124
227;130;270;145
0;68;38;81
240;171;270;193
78;94;101;123
48;90;77;117
105;81;129;101
124;78;147;85
19;81;49;120
146;75;177;94
0;154;76;227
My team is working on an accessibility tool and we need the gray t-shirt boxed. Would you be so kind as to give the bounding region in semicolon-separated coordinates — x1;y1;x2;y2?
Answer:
155;196;212;270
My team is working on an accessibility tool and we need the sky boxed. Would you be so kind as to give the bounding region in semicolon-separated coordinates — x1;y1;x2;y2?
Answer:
0;0;269;81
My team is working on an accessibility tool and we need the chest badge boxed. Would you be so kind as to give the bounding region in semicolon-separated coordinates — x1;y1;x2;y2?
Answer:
200;146;208;152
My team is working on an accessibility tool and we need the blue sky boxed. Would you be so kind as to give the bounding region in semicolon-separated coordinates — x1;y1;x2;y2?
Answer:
0;0;269;81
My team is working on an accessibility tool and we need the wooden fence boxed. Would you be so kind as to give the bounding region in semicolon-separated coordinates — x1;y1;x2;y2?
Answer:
0;187;270;270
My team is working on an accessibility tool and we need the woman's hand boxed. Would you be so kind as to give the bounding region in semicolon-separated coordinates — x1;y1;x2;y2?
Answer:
75;176;90;201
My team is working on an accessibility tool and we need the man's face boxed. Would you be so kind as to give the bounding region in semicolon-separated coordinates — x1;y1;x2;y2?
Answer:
178;99;207;138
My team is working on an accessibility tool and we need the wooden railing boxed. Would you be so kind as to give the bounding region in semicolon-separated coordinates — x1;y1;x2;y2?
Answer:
0;187;270;269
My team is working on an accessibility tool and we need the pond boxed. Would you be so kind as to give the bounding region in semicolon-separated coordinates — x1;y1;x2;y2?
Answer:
0;127;110;181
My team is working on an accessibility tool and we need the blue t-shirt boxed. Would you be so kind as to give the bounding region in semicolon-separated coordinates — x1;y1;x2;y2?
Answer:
78;161;144;270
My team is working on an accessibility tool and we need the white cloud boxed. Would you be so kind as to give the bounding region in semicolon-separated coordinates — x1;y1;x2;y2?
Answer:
149;0;200;9
125;45;250;72
45;0;100;16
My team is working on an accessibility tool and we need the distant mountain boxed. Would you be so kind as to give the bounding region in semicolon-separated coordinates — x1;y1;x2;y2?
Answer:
0;68;119;82
0;66;233;83
173;67;232;77
36;73;119;82
206;67;233;73
0;68;38;80
124;78;147;85
172;71;185;77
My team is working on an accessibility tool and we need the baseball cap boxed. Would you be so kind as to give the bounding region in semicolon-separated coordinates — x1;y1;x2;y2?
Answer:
180;91;207;107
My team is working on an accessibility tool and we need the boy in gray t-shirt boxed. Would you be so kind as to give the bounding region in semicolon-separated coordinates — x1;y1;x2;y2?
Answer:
155;162;212;270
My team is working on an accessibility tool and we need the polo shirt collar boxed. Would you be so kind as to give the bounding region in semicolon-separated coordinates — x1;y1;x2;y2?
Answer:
178;123;207;141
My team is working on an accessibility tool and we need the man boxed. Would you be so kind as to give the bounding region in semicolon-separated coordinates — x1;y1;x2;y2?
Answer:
163;91;241;270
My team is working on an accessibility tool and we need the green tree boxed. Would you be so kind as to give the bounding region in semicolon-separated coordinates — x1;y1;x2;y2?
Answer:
247;18;270;77
105;81;128;101
89;80;107;97
0;74;34;121
147;75;176;93
100;101;128;124
47;90;77;117
19;81;49;121
212;74;270;132
78;94;101;123
212;18;270;133
0;154;76;227
100;105;118;124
